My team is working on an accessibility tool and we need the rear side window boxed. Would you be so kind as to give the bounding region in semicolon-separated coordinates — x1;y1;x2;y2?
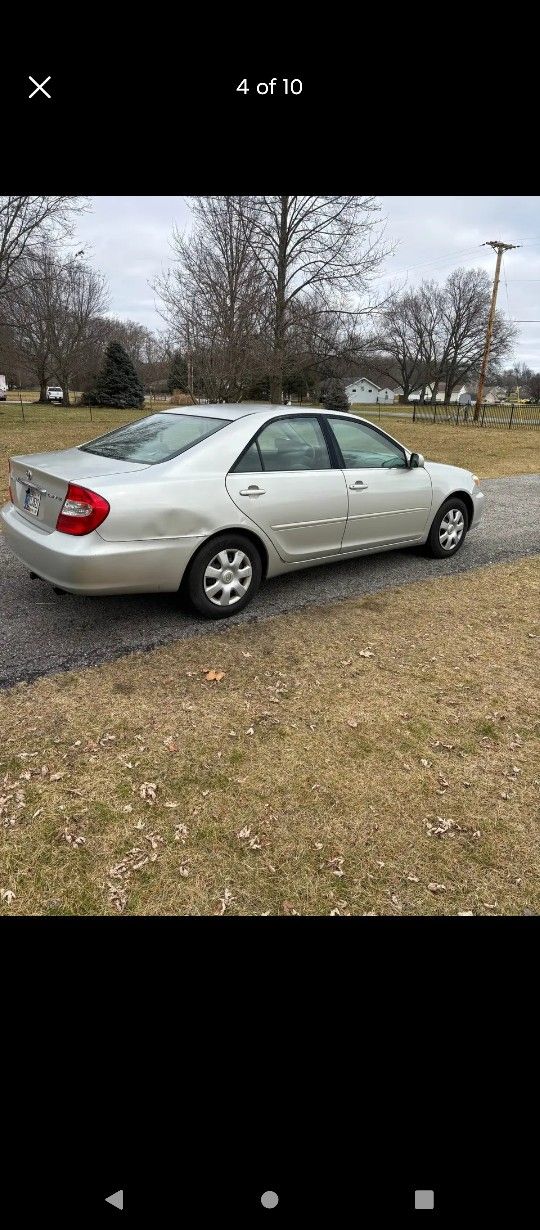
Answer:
80;413;229;464
233;442;263;473
233;416;331;473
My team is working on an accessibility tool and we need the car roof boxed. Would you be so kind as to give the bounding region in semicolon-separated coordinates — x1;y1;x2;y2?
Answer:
162;403;349;420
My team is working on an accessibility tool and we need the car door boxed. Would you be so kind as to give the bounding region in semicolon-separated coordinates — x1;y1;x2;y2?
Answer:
326;416;433;550
225;414;348;563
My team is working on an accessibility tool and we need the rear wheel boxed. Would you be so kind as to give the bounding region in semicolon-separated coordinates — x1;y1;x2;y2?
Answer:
426;497;468;558
186;534;262;619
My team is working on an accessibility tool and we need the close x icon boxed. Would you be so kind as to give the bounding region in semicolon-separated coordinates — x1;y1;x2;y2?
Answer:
28;75;52;99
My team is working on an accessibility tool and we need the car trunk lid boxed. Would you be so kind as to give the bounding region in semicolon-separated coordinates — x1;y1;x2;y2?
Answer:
9;448;149;533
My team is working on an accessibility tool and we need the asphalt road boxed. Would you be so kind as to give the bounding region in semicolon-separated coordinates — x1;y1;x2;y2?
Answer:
1;474;539;689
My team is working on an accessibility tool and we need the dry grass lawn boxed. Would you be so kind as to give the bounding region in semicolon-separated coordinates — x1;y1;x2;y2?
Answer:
1;558;538;917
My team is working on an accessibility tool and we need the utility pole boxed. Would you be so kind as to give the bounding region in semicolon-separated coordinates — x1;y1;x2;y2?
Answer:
475;240;520;420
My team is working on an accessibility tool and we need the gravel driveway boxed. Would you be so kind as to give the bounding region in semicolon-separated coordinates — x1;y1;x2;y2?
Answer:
1;474;539;688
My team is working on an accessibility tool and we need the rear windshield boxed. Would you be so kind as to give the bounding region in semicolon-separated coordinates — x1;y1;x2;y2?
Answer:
80;412;230;464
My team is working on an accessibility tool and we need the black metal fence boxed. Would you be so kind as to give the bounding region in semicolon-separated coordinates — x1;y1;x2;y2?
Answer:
411;402;540;429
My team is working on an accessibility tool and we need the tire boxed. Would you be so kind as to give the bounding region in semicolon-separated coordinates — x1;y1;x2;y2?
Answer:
426;497;469;558
185;533;262;619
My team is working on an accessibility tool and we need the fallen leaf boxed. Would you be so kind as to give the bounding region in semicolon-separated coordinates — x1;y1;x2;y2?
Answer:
428;882;446;893
216;887;234;914
1;888;15;904
328;856;345;877
358;649;375;658
163;736;179;752
204;670;225;682
139;782;157;803
425;816;455;837
347;718;358;728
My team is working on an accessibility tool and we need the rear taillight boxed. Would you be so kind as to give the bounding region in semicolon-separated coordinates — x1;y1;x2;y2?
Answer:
56;483;110;536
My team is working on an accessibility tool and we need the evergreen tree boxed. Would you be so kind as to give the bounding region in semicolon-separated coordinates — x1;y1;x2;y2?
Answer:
88;342;145;409
167;351;188;394
319;378;350;414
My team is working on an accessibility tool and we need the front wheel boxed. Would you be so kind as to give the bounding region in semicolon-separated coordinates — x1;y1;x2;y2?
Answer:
185;534;262;619
426;498;468;558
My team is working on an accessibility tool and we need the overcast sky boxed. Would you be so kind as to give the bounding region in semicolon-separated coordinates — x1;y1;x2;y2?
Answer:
70;196;540;369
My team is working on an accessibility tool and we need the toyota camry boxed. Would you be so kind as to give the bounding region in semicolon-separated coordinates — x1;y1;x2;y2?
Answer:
2;405;485;618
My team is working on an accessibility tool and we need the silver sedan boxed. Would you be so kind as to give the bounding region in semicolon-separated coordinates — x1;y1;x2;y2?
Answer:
2;404;485;619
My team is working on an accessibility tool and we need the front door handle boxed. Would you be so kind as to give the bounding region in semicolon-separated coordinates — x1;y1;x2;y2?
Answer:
239;485;266;497
349;481;368;490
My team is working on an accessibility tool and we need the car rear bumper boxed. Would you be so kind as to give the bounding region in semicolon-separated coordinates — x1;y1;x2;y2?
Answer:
1;502;202;594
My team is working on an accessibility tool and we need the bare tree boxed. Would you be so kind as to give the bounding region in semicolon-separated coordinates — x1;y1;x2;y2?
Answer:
6;248;108;403
432;269;515;402
154;197;268;401
499;362;533;396
0;196;88;296
2;249;55;399
234;196;389;402
373;291;428;401
527;372;540;402
375;268;516;404
46;255;108;404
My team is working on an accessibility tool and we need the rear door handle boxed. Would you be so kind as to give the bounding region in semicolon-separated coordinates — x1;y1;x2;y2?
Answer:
349;481;368;490
239;485;266;496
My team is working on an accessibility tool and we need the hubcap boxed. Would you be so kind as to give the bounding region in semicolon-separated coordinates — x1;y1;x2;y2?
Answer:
203;548;253;607
439;508;465;550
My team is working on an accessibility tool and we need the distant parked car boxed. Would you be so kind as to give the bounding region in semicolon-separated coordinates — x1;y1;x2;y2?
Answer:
0;374;7;401
2;404;485;619
46;386;63;403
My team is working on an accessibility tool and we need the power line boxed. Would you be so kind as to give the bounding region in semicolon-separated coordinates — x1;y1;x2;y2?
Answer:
375;243;488;282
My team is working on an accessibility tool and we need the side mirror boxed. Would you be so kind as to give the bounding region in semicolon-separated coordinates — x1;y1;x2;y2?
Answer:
409;452;425;469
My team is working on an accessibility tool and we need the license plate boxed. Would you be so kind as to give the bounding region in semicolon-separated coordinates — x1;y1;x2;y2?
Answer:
23;485;41;516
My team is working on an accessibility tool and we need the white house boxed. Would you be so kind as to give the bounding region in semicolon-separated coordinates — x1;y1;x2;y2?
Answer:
345;377;397;405
409;384;481;404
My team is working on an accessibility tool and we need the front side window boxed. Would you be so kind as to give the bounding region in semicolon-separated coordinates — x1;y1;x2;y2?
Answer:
328;418;406;469
80;412;229;464
250;416;331;472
